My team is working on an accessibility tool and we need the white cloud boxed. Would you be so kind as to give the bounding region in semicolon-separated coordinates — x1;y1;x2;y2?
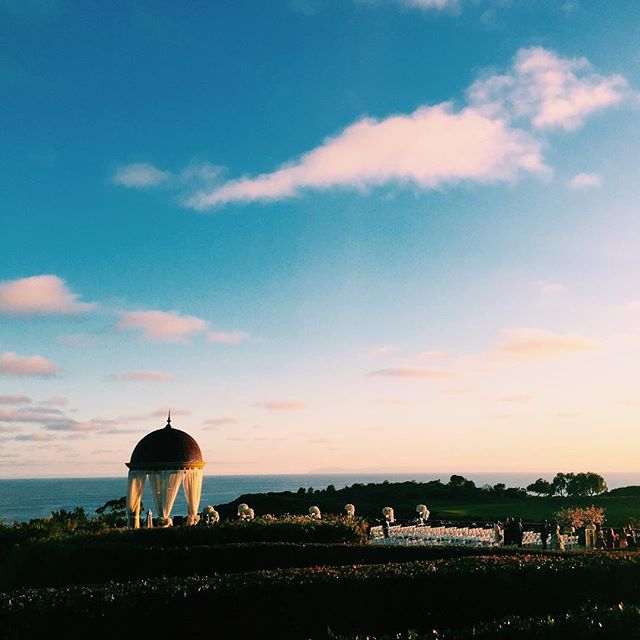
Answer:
568;172;602;188
107;371;173;382
207;330;251;345
113;162;169;188
117;310;207;342
368;366;451;379
469;47;628;131
0;352;59;377
490;328;601;361
187;103;546;209
0;275;95;315
184;47;631;210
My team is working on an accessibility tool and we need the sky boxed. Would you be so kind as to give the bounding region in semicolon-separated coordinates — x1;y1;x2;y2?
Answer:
1;0;640;478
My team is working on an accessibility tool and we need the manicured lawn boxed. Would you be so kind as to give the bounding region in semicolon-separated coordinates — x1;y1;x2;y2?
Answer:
427;495;640;525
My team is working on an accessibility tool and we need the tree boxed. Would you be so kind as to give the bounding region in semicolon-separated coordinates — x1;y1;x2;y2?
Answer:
448;475;476;491
567;472;607;497
490;483;506;497
95;496;142;527
551;472;575;497
527;478;553;496
326;484;336;493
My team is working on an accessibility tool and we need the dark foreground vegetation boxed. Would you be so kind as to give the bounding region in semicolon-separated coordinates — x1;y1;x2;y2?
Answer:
4;552;640;639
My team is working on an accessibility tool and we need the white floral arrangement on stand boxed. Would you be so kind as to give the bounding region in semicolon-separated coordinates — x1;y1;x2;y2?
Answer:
237;503;254;520
309;505;321;519
344;503;355;518
416;504;430;524
382;506;395;523
202;505;220;525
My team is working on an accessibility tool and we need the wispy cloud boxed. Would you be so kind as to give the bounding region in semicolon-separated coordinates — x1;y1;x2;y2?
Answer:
366;345;399;358
0;275;95;315
261;401;306;411
15;432;55;442
117;310;207;342
490;328;601;361
113;162;169;188
532;280;565;295
418;351;447;361
203;417;239;430
0;407;64;423
40;396;68;407
113;161;222;193
0;395;31;405
500;394;534;404
399;0;457;9
0;352;59;377
368;366;451;379
469;47;628;130
207;330;251;345
107;371;173;382
568;172;602;188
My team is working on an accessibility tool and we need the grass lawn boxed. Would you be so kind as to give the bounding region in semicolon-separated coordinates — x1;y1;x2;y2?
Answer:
428;495;640;525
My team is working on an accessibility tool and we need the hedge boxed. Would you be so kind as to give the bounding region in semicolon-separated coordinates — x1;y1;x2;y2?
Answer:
0;539;552;591
4;554;640;639
331;604;640;638
0;514;368;552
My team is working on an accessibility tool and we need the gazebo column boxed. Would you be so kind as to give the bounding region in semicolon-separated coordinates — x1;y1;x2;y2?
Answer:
183;467;204;525
126;470;146;529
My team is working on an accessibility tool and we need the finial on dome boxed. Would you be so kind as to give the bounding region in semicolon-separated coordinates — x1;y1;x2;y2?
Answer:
166;409;171;428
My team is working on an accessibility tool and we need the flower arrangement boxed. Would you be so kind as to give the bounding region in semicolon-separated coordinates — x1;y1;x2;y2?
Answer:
237;503;254;520
416;504;430;522
344;503;355;518
555;505;605;529
309;506;321;519
202;506;220;525
382;506;395;523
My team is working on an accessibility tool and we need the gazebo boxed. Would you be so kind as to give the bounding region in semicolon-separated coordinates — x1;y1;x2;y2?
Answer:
125;412;205;528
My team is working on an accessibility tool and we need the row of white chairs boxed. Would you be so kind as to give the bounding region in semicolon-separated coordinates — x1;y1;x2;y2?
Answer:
370;524;579;548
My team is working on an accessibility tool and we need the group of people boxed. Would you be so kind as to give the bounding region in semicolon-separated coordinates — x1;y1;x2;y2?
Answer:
494;517;525;547
591;524;636;549
494;518;565;550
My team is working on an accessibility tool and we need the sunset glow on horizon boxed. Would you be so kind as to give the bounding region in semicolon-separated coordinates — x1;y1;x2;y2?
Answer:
2;1;640;478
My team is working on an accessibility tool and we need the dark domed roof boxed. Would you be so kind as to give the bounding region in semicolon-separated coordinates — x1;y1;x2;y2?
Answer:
126;414;204;470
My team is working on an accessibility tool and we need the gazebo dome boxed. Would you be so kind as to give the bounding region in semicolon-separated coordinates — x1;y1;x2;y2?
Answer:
126;413;204;470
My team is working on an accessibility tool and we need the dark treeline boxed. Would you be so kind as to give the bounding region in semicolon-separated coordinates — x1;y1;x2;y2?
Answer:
526;472;607;497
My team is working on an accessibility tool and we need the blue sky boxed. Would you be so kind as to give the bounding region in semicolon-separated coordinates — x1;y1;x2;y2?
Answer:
1;0;640;477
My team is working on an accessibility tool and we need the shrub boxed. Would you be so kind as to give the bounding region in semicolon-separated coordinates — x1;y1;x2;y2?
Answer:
4;554;640;638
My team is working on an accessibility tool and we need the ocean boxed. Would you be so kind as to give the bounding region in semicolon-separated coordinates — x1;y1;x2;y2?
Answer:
1;472;639;523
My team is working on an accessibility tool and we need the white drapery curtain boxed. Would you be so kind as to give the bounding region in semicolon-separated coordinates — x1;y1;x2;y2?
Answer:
183;468;204;525
148;470;184;525
126;470;147;529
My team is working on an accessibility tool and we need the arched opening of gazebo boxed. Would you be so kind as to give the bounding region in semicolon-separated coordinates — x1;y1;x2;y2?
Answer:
125;412;205;528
